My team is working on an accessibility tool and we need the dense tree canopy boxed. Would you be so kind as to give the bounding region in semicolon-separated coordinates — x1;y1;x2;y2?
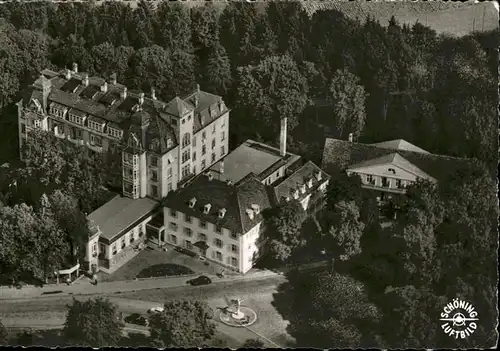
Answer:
148;300;216;347
264;200;308;262
63;298;124;347
0;1;497;348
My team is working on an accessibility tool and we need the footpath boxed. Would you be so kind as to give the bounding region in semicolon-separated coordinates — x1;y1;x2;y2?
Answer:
0;260;328;301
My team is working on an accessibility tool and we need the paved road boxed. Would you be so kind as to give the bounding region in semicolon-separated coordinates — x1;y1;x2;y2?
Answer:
0;276;294;348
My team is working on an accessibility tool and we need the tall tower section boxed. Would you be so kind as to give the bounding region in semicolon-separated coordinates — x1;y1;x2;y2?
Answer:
163;97;195;185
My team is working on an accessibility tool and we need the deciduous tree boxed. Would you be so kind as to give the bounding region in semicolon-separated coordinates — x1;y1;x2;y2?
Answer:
63;298;123;347
327;201;365;260
148;300;216;347
235;55;308;142
328;68;368;138
265;200;307;262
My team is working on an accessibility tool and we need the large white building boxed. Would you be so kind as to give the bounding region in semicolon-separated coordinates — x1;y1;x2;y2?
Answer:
17;64;230;273
17;64;230;200
157;118;330;274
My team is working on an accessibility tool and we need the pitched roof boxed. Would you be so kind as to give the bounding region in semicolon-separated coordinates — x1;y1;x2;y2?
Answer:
273;161;330;204
322;138;477;183
88;195;159;242
163;173;271;234
369;139;430;154
347;153;436;182
164;97;193;117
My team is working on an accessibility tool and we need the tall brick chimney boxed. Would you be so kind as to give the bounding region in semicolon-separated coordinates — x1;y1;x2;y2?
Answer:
280;117;287;157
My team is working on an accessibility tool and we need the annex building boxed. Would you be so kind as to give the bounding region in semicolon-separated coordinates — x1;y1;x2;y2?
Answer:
321;136;475;201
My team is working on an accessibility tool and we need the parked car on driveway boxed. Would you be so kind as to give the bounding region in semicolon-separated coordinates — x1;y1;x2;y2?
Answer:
147;306;165;313
187;275;212;286
124;313;148;326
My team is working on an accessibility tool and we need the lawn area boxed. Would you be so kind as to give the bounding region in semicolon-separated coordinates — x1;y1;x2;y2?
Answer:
136;264;194;279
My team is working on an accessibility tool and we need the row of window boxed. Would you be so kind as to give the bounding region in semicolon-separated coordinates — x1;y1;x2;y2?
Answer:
169;235;238;267
50;106;118;138
169;210;237;238
106;229;144;256
173;225;239;252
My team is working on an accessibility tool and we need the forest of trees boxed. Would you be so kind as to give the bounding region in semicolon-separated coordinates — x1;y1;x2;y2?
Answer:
0;1;497;348
0;1;497;168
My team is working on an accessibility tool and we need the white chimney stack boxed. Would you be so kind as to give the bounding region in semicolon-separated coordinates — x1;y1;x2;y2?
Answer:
348;133;353;142
307;178;313;188
121;87;127;100
110;73;117;85
65;69;71;80
301;184;306;194
246;209;255;220
139;92;145;105
101;81;108;93
220;160;224;174
292;189;299;200
151;87;156;100
83;73;89;87
72;62;78;73
280;117;287;157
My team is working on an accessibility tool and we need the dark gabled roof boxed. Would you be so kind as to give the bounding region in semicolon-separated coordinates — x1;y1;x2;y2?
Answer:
100;92;120;106
60;78;81;93
273;161;330;204
163;173;271;234
80;85;101;100
322;138;478;183
118;96;139;112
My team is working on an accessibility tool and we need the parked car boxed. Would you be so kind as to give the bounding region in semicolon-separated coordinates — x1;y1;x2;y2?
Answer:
147;306;165;314
187;275;212;286
124;313;148;326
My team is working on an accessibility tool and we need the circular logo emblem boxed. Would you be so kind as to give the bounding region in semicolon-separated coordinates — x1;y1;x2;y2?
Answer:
439;299;479;339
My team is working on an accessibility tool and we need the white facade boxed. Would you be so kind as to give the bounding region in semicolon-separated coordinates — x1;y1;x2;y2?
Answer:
162;206;243;272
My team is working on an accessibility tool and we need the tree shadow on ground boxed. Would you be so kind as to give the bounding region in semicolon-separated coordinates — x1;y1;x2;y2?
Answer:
270;271;312;347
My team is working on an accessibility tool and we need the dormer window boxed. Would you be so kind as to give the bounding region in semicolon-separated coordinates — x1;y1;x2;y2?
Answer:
315;171;322;182
189;198;197;208
69;113;84;125
219;208;227;219
88;120;104;132
167;138;173;148
300;184;307;194
292;189;300;200
34;120;41;128
250;204;260;215
388;168;396;174
307;178;313;188
246;209;254;220
203;204;212;214
107;126;123;139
